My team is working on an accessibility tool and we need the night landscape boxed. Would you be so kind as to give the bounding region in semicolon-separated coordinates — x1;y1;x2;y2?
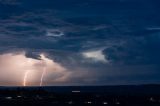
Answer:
0;0;160;105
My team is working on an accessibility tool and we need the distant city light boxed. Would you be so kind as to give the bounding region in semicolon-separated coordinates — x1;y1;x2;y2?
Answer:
150;97;155;102
85;101;92;104
116;102;120;105
103;102;108;105
5;97;12;100
17;96;22;98
72;91;81;93
88;101;92;104
68;101;73;104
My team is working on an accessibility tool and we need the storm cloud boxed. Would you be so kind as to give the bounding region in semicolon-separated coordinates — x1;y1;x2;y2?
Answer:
0;0;160;85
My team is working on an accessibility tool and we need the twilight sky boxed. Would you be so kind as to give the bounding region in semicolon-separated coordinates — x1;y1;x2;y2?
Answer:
0;0;160;86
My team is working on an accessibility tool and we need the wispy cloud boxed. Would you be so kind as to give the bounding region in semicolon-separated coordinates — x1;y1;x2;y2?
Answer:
46;29;64;37
147;27;160;31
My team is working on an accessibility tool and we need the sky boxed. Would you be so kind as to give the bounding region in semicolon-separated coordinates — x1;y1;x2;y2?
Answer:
0;0;160;86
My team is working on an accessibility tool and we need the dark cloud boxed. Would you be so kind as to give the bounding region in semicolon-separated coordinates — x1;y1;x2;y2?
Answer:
0;0;160;85
0;0;20;5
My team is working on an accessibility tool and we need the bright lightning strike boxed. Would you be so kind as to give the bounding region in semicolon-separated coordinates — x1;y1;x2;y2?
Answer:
23;70;30;86
40;67;46;86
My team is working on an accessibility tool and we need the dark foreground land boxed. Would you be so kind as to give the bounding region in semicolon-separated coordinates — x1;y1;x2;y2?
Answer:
0;85;160;106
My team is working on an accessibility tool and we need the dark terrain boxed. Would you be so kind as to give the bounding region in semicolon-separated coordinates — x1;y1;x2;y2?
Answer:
0;85;160;106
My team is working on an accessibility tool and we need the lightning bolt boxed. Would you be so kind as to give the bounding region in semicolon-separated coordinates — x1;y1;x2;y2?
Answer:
40;67;46;86
23;70;30;86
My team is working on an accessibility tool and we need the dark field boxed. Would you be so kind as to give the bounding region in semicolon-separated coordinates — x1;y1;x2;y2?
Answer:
0;85;160;106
